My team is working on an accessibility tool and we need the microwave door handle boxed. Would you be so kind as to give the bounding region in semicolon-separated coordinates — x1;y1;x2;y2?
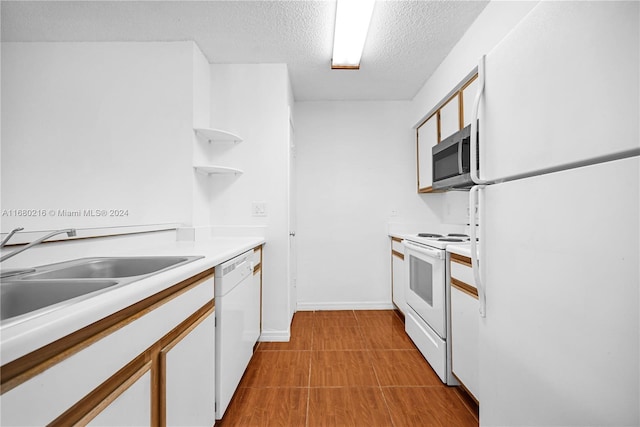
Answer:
457;137;464;174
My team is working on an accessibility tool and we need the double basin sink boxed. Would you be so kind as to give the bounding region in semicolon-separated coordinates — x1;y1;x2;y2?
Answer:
1;256;202;325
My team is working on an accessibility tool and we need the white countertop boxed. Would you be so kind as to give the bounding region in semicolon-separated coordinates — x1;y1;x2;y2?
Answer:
1;236;264;364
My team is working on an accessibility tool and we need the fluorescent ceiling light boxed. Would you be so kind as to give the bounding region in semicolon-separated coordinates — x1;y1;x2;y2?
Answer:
331;0;376;69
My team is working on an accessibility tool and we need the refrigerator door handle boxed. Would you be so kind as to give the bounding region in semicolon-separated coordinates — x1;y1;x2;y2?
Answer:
469;185;486;317
471;55;488;186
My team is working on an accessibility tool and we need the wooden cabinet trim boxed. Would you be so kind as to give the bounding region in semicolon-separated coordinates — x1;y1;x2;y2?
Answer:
458;92;465;130
436;110;442;143
450;253;472;268
158;302;215;426
49;359;154;427
414;69;478;130
418;186;435;193
451;278;479;299
253;244;263;270
49;300;214;427
417;110;438;130
0;268;215;395
252;244;264;333
460;73;479;91
415;127;421;190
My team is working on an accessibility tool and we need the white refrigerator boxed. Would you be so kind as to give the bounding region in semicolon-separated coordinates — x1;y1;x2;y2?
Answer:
469;1;640;426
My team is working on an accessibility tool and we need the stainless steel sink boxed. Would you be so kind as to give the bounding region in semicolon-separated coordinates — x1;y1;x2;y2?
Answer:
1;279;119;322
21;256;196;280
1;255;203;326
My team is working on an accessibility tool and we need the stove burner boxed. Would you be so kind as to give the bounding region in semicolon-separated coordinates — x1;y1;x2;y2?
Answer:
438;238;465;242
417;233;443;238
447;233;469;238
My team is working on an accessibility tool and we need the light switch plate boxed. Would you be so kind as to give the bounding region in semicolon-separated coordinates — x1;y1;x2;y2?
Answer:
252;202;267;217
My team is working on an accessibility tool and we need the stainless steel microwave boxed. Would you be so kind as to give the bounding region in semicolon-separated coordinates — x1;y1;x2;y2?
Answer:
432;123;478;191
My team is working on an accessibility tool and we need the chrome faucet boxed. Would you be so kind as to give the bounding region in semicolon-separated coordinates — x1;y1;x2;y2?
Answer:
0;227;24;248
0;228;77;263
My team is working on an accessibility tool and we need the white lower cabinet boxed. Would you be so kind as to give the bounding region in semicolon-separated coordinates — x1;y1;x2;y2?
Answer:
88;369;152;427
449;253;480;402
451;286;480;400
0;271;215;426
164;312;215;427
417;114;438;192
391;237;406;314
251;245;263;342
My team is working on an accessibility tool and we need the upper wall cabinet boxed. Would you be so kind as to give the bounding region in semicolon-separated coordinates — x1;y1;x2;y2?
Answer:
416;73;478;194
417;114;438;192
439;96;460;142
462;77;479;128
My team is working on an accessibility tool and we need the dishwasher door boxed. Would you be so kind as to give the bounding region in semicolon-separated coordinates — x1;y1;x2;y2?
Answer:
215;250;258;419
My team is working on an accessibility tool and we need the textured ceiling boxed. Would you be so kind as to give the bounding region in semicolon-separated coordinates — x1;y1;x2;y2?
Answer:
0;1;489;101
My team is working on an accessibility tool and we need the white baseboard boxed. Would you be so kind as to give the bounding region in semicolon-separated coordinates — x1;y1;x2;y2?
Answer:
296;301;395;311
259;330;290;342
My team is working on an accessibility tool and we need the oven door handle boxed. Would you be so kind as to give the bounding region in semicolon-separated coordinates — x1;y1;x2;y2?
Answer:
402;240;444;260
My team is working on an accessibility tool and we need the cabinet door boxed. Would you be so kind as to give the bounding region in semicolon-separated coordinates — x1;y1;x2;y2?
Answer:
439;95;461;140
391;239;406;314
0;274;215;426
250;268;262;343
417;114;438;192
253;245;263;335
462;77;479;128
164;312;215;427
451;286;479;401
88;368;152;427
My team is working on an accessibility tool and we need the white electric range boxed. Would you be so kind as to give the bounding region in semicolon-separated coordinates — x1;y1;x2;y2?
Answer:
404;232;472;249
402;232;472;385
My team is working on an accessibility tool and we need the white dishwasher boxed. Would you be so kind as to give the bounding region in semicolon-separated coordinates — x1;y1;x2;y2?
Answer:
214;249;259;419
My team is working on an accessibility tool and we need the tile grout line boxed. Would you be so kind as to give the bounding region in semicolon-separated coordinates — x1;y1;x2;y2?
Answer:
355;311;398;427
305;311;314;427
231;311;477;426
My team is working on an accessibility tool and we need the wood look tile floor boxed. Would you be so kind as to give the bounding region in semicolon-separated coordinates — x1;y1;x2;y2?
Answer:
217;310;479;427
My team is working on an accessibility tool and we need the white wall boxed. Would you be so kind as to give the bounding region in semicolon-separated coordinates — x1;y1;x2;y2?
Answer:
0;0;541;327
209;64;292;339
1;41;207;233
295;101;445;309
191;44;213;227
293;1;539;310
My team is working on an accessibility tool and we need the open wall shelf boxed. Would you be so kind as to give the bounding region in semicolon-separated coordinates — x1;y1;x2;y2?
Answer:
194;128;243;143
194;165;243;176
